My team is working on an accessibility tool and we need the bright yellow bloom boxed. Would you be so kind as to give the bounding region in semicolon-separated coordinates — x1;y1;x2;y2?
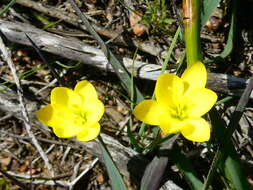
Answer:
133;62;217;142
36;81;104;142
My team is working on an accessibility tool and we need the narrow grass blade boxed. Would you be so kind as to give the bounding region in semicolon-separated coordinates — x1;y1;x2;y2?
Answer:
0;0;16;16
25;34;66;86
222;77;253;149
206;0;237;63
208;110;251;190
171;144;203;190
224;149;253;190
161;26;180;73
128;46;143;152
207;109;253;190
140;135;178;190
201;0;221;28
206;0;236;63
215;96;233;105
204;105;253;190
69;0;144;103
54;61;81;69
217;5;235;59
98;135;127;190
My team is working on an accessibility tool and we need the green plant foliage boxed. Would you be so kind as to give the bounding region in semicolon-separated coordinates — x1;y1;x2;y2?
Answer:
205;109;253;190
171;144;204;190
224;150;253;190
0;0;16;16
54;61;81;69
142;0;175;33
0;178;10;190
69;0;144;103
98;135;127;190
201;0;221;28
206;0;236;63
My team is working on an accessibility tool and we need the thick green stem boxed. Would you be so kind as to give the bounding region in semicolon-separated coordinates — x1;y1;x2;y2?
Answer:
183;0;202;66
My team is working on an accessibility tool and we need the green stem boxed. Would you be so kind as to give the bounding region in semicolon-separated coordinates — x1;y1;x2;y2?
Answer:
183;0;202;66
0;0;16;16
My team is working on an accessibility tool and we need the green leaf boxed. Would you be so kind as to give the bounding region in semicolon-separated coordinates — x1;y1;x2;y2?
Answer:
203;108;253;190
205;0;236;63
54;61;81;69
161;26;180;74
163;18;175;24
0;0;16;16
201;0;221;28
98;135;127;190
218;8;235;59
140;135;178;190
224;150;253;190
171;144;203;190
215;96;233;105
128;46;143;152
0;178;10;190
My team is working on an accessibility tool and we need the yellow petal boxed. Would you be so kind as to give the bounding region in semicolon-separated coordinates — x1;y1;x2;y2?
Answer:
181;61;207;90
76;122;100;142
36;104;55;127
36;104;74;128
53;124;83;138
185;88;217;117
133;100;163;125
155;73;185;108
47;106;85;138
74;80;98;101
51;87;82;110
52;117;84;138
85;99;104;123
159;114;186;134
181;118;210;142
37;105;85;138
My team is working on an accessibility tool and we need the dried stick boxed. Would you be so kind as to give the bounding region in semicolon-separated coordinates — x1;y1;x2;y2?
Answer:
0;36;55;177
0;19;250;98
0;130;77;148
0;113;13;122
69;158;99;189
15;0;162;56
0;167;30;190
4;171;70;187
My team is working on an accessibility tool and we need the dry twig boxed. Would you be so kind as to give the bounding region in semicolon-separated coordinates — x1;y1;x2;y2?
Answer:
0;36;55;177
15;0;163;56
0;19;251;98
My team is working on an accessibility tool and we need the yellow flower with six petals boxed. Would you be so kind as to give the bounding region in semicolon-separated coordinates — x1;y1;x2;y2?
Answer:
133;61;217;142
36;81;104;142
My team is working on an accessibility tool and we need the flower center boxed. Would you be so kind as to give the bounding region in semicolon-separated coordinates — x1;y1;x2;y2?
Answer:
170;103;188;120
73;109;88;126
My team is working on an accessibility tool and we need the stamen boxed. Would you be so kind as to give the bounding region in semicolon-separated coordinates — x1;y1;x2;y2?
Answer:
170;103;188;120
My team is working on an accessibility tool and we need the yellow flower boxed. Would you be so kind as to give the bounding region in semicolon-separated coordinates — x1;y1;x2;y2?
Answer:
133;62;217;142
36;81;104;142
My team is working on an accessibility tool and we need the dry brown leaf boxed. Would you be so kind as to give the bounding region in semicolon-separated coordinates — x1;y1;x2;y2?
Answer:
129;11;148;36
